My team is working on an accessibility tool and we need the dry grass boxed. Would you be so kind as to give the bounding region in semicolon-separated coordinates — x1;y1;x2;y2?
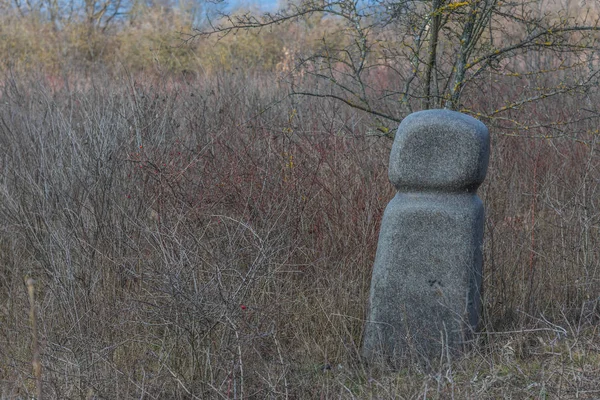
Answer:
0;66;598;399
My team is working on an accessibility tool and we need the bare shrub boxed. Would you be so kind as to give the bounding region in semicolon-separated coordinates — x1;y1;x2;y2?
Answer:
0;67;598;398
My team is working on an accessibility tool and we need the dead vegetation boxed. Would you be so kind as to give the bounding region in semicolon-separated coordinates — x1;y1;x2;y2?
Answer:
0;1;599;398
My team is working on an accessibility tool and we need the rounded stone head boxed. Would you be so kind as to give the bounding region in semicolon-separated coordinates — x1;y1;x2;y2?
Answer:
389;109;490;192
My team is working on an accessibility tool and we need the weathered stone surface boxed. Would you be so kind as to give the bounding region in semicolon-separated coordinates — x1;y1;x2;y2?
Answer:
362;109;490;366
389;110;489;192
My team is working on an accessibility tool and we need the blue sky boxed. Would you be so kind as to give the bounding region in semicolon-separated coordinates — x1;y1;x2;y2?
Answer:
228;0;280;11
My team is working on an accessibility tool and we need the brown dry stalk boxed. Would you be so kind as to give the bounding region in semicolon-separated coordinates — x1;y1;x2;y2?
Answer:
27;278;42;400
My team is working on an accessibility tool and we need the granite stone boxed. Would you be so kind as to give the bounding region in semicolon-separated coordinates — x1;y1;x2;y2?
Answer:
362;109;490;366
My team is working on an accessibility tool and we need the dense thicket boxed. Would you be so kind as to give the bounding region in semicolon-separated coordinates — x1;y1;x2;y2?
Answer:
0;1;599;398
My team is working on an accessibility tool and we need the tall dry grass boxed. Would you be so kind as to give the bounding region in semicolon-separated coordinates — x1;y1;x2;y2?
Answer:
0;64;598;398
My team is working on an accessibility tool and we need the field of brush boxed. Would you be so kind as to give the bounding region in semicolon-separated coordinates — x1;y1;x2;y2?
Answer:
0;1;599;396
0;68;598;398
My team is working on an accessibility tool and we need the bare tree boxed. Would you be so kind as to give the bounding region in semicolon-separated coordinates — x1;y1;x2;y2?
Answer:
84;0;124;32
188;0;600;136
7;0;125;30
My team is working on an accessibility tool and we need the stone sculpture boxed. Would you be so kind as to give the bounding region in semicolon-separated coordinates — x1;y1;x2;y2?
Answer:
362;109;490;366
